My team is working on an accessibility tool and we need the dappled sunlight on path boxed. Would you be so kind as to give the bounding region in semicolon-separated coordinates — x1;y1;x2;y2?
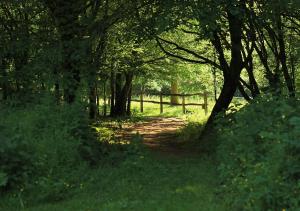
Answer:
117;117;193;155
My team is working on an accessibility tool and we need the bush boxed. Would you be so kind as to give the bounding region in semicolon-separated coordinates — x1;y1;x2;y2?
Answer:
216;96;300;210
0;97;93;193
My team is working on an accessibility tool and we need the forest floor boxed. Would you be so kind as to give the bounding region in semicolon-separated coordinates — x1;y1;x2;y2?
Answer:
1;117;228;211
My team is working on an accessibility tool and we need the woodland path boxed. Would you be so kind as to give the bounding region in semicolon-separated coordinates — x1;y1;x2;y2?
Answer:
117;117;191;155
8;118;223;211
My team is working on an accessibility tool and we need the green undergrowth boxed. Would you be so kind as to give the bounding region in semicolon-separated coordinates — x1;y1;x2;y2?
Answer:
0;96;141;208
0;96;227;211
1;154;226;211
177;114;207;141
216;95;300;210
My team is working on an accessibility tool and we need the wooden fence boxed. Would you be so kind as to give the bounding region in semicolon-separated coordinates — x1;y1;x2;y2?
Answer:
131;92;208;115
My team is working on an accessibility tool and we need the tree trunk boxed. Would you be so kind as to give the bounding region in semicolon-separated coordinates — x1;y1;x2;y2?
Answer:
254;42;281;93
204;9;243;131
238;82;251;102
127;84;132;115
88;62;98;119
170;80;179;105
89;82;97;119
111;72;134;117
213;67;218;102
103;80;107;116
62;38;81;103
246;55;260;98
277;16;295;97
45;1;82;104
207;75;239;121
114;73;124;116
110;70;116;116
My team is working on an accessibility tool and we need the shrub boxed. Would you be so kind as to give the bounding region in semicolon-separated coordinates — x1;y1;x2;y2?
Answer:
216;96;300;210
0;97;93;193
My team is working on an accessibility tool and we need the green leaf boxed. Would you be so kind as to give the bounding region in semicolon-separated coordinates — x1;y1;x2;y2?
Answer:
0;172;8;187
289;117;300;127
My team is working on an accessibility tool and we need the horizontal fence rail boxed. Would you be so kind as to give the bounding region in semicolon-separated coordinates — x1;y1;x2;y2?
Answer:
132;92;208;115
130;100;205;107
149;93;207;97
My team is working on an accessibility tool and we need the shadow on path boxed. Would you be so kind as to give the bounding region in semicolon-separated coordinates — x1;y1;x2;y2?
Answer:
117;117;197;156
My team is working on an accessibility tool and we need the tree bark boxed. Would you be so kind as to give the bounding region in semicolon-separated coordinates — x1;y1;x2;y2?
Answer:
62;38;81;103
111;72;134;117
110;70;116;116
238;82;251;102
247;60;260;98
103;80;107;116
277;16;295;97
253;42;281;93
170;80;179;105
89;81;97;119
114;73;124;116
205;9;244;130
126;84;132;115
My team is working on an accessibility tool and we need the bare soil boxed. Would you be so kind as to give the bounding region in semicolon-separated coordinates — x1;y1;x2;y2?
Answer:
117;117;194;156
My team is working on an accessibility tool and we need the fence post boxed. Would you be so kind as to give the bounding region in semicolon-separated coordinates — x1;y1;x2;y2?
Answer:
182;94;186;114
140;91;144;113
204;91;208;115
160;92;163;114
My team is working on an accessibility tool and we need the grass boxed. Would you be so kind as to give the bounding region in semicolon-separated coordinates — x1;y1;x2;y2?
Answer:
131;95;213;118
0;152;228;211
0;109;227;211
99;95;245;120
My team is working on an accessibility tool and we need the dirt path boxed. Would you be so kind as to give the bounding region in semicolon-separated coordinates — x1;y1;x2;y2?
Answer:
117;117;189;155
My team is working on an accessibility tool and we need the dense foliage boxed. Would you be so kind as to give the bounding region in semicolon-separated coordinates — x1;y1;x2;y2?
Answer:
0;0;300;210
216;96;300;210
0;98;90;191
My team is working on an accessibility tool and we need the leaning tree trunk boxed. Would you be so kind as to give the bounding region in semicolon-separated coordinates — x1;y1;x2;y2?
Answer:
245;54;260;98
253;34;281;93
206;74;240;126
204;8;244;132
277;16;295;97
238;82;251;102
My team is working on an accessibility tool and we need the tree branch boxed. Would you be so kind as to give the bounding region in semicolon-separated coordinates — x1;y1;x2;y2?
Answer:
156;36;221;69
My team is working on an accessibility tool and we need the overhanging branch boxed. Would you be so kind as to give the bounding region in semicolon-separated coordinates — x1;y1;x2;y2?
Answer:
156;36;221;69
